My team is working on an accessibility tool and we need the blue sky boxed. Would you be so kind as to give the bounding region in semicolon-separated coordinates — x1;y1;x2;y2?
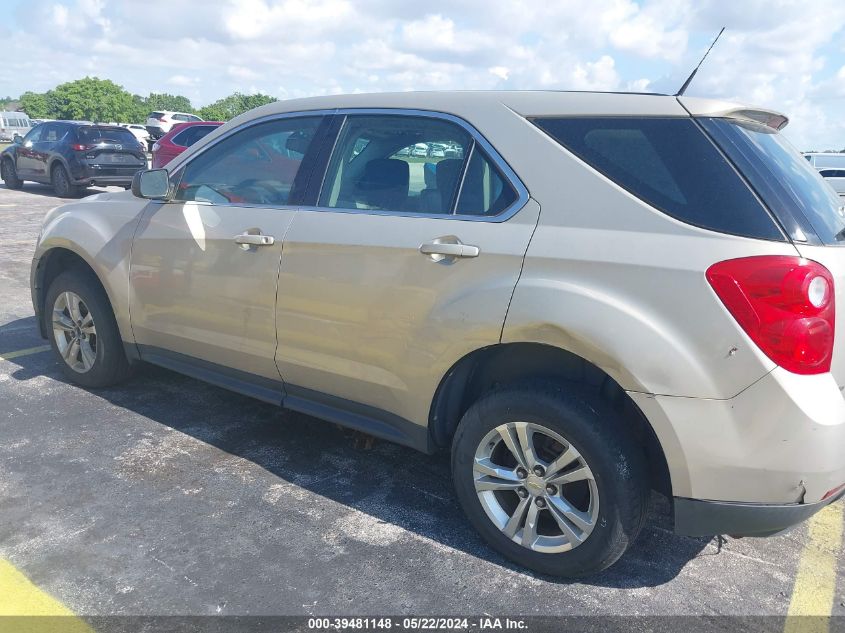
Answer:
1;0;843;150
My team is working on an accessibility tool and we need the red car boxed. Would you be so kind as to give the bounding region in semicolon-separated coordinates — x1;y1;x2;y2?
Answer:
151;121;223;169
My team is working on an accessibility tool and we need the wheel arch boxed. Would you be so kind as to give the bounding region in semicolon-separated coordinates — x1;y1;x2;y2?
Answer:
34;246;116;339
429;342;676;498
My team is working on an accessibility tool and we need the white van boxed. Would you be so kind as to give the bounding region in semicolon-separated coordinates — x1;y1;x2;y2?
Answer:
0;111;33;142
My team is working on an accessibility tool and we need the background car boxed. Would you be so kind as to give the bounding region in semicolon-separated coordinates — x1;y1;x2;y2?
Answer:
803;152;845;169
1;121;147;196
0;111;33;142
151;120;223;168
122;123;151;149
820;168;845;197
145;111;203;140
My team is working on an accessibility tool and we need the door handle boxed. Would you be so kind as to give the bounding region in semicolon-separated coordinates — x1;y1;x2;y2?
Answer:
234;233;275;246
420;238;480;260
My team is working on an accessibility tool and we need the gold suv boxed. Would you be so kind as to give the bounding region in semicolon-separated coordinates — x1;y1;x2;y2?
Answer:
31;91;845;576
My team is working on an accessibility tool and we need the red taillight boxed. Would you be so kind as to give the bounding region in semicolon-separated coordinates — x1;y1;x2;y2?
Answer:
706;256;835;375
70;143;94;151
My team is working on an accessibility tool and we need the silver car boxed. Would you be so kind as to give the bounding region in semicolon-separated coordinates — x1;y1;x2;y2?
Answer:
30;91;845;576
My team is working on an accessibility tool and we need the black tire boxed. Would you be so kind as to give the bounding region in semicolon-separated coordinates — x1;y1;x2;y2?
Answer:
44;269;133;388
451;382;649;577
1;157;23;189
51;163;80;198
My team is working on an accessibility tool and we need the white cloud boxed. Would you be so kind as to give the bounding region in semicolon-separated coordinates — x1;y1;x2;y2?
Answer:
2;0;845;149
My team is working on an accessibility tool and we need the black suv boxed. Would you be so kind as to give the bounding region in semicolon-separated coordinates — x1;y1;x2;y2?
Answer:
1;121;147;197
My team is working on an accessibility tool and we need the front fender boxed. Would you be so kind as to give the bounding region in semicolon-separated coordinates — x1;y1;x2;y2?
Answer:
33;191;149;343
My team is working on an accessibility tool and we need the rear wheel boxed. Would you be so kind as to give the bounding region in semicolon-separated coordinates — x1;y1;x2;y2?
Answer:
451;383;649;577
1;157;23;189
51;163;80;198
45;269;132;387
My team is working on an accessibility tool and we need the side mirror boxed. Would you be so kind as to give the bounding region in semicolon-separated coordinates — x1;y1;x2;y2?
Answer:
131;169;170;200
12;134;23;144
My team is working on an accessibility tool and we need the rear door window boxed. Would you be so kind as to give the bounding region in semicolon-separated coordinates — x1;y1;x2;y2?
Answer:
319;115;473;214
701;118;845;245
42;123;64;143
533;117;784;241
456;147;518;216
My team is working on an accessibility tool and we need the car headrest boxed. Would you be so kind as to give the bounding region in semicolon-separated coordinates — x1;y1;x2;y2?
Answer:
356;158;410;209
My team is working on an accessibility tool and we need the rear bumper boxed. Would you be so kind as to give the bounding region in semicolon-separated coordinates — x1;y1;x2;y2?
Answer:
674;489;845;537
71;166;144;187
630;367;845;506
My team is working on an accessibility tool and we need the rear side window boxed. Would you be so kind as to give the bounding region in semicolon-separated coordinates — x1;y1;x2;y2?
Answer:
701;118;845;245
533;117;784;241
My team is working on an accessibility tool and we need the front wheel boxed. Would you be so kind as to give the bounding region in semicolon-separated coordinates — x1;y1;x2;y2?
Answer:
1;157;23;189
451;383;649;577
45;269;133;387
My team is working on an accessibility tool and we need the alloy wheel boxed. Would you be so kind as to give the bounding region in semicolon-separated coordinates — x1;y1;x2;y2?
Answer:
473;421;599;553
52;291;98;373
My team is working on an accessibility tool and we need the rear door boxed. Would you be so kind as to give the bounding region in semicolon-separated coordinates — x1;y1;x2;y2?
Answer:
130;114;329;390
274;112;538;426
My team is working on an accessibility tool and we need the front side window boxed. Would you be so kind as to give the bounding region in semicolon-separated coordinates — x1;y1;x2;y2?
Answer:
174;116;322;206
319;115;472;214
533;117;784;241
23;124;43;144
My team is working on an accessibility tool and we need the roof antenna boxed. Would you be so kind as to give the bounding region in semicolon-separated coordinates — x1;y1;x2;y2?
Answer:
676;27;725;96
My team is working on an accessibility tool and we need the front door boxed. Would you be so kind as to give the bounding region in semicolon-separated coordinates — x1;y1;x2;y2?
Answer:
130;114;327;388
15;124;44;178
275;113;538;425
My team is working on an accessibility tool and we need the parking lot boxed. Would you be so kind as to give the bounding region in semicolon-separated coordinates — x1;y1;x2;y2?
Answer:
0;183;843;627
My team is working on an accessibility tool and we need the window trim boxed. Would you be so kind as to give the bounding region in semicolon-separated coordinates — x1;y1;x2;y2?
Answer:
162;107;528;222
308;108;528;223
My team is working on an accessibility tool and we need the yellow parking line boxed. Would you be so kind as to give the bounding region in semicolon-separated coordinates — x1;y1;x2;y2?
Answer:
0;345;50;361
0;558;92;632
784;502;844;633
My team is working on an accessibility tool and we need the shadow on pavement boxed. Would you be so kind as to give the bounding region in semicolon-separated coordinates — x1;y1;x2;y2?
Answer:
0;182;112;199
1;315;711;589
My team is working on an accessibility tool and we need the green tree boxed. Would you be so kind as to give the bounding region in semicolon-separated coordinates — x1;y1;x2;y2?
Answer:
19;91;51;118
49;77;138;123
198;92;276;121
144;92;194;114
